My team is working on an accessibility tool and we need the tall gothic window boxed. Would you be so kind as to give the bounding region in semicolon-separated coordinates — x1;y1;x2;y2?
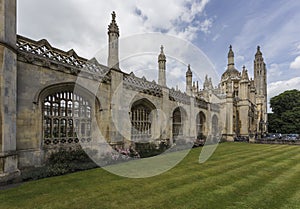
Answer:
212;115;219;136
43;91;92;146
172;107;185;138
196;112;206;138
130;100;154;141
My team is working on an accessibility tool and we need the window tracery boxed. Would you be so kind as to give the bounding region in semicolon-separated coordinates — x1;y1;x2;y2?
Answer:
172;107;184;138
43;91;92;146
130;104;152;141
196;112;206;138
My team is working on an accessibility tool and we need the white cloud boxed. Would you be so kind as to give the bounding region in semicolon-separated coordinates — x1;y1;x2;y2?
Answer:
235;55;245;63
268;63;283;81
290;56;300;70
199;18;213;34
16;0;218;95
232;1;300;65
212;34;220;42
18;0;211;59
180;0;210;22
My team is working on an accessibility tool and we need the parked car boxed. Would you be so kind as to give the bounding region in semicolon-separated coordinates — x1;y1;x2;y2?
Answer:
287;134;299;140
234;136;249;142
266;133;282;140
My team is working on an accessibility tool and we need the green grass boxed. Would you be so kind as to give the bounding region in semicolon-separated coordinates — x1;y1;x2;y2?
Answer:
1;142;300;209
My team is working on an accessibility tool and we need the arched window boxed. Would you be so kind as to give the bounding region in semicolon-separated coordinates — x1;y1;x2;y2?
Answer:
42;90;92;146
172;107;185;139
212;115;219;136
130;99;155;141
196;112;206;138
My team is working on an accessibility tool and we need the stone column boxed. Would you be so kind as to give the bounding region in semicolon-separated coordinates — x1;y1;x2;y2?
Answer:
161;87;171;143
0;0;19;182
238;100;250;137
189;98;196;139
225;96;234;141
109;69;124;143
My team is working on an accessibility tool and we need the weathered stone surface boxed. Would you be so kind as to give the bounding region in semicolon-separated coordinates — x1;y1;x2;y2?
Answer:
0;0;19;182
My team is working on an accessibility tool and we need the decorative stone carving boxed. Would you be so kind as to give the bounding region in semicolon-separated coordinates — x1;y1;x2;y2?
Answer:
169;89;191;105
123;73;163;97
16;35;111;82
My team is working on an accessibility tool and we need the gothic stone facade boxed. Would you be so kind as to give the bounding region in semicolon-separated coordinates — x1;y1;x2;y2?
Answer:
0;1;267;182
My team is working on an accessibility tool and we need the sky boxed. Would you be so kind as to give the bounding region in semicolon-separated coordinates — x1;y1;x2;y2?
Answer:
17;0;300;112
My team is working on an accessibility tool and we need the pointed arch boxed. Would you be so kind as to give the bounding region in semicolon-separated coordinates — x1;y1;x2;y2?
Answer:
39;82;99;147
196;111;206;138
130;98;156;141
172;106;187;140
212;114;219;136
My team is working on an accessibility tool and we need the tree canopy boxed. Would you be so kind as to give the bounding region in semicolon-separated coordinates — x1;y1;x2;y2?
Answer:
268;89;300;134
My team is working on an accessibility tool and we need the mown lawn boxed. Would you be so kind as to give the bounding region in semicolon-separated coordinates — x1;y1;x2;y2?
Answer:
1;142;300;209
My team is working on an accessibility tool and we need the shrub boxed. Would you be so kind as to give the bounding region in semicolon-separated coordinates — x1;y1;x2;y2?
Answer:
22;148;98;181
135;141;170;158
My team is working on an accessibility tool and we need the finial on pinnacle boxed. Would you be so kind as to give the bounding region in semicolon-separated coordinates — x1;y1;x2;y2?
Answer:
112;11;116;21
108;11;119;36
161;45;164;53
228;44;234;59
255;45;262;56
186;64;192;76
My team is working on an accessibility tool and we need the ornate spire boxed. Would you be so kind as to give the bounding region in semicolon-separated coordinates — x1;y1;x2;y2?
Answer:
255;45;262;57
108;11;119;36
158;45;166;62
186;64;192;77
227;45;235;68
158;45;166;86
107;11;120;69
208;77;213;89
228;45;234;58
203;75;209;89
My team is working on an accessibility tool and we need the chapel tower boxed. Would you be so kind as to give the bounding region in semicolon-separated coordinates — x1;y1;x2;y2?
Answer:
254;46;267;134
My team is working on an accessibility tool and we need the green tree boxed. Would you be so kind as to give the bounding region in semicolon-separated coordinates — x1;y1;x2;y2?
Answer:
269;89;300;134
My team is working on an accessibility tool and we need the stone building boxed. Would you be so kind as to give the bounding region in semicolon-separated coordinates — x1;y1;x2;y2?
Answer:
0;1;267;182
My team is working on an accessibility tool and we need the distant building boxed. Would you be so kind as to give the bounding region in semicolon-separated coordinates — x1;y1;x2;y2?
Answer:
0;2;267;182
199;45;268;141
